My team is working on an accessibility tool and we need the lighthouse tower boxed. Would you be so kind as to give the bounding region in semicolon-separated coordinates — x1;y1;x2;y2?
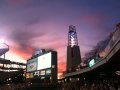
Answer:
67;25;81;72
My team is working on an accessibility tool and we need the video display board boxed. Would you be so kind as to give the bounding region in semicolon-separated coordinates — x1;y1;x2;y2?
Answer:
37;52;52;70
89;59;95;67
27;58;37;72
26;51;57;81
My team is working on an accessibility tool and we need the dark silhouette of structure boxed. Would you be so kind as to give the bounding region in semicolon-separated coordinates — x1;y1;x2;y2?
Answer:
67;25;81;72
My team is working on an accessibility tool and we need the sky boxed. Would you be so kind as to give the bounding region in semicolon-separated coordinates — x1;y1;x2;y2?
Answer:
0;0;120;74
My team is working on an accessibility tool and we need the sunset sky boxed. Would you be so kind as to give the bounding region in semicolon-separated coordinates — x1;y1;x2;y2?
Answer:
0;0;120;73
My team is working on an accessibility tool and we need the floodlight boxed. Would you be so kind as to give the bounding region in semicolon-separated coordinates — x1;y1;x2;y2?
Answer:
0;39;5;44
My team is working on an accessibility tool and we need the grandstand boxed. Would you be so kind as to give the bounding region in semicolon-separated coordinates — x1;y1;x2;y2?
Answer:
0;42;26;85
0;58;26;70
0;58;26;84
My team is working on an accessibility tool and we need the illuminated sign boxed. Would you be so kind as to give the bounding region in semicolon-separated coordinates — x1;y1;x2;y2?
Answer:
40;70;45;75
26;73;30;78
89;59;95;67
37;52;51;70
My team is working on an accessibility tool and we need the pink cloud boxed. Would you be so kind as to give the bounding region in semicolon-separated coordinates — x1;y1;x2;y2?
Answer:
80;12;106;29
10;45;33;60
10;44;67;73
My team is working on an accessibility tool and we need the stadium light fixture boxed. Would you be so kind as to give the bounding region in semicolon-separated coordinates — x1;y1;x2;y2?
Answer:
0;39;9;51
0;38;9;69
0;39;5;44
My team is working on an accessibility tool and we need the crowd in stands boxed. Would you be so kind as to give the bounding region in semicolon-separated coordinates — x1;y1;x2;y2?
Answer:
0;82;61;90
61;77;120;90
0;77;120;90
0;83;27;90
26;83;61;90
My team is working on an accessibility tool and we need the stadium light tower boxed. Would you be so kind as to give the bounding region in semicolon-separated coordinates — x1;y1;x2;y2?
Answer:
0;39;9;52
0;39;9;68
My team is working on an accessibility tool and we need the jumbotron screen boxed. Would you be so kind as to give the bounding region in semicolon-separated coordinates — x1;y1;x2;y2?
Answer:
27;58;37;72
37;52;52;70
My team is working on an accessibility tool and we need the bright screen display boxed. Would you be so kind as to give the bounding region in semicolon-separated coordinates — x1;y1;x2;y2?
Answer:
37;52;51;70
89;59;95;67
27;58;37;72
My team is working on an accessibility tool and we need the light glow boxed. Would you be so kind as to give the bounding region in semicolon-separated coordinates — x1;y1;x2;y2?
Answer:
0;39;5;44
